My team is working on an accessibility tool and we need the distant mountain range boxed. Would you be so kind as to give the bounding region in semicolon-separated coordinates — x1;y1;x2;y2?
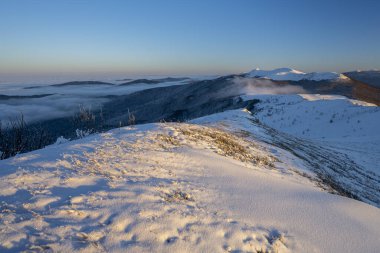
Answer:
17;69;380;105
22;78;191;89
119;77;190;86
244;68;380;105
51;77;191;87
51;81;114;87
246;67;348;81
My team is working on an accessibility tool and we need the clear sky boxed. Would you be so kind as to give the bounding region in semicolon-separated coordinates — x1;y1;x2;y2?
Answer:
0;0;379;79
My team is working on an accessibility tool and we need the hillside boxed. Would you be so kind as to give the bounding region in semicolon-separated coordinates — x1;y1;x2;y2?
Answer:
0;94;379;252
344;70;380;88
343;71;380;105
194;94;380;206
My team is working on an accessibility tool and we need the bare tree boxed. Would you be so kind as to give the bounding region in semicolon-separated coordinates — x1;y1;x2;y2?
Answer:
128;109;136;126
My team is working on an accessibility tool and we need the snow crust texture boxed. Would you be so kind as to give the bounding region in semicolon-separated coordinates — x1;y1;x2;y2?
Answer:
0;124;289;253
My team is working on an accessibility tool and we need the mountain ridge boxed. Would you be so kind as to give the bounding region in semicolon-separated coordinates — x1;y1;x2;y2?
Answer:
246;67;348;81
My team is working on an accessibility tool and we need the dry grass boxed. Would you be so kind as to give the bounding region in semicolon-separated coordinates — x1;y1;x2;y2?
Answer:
164;190;194;202
176;125;276;167
67;125;277;183
157;134;181;146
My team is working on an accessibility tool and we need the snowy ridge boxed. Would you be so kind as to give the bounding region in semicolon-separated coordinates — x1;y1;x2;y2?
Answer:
1;122;380;252
247;67;349;81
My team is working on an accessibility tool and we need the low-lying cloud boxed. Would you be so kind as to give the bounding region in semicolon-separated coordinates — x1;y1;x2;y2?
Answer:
0;77;307;125
0;95;108;124
233;77;306;95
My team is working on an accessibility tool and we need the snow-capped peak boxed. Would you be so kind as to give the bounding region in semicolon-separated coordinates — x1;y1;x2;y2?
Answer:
247;68;348;81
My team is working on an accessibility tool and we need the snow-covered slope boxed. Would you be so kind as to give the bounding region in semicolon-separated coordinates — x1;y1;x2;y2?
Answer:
242;94;379;141
235;94;380;205
247;68;349;81
1;120;380;252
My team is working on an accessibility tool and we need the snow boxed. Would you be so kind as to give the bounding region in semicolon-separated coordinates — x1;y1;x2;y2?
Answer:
1;119;380;252
241;94;379;141
247;68;349;81
242;94;380;174
53;136;70;145
228;94;379;207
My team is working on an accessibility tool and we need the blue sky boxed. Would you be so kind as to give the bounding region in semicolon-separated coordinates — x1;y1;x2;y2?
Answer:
0;0;379;78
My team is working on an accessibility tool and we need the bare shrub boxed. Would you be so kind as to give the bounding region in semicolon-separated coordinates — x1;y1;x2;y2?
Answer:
0;114;51;160
78;104;95;122
0;115;27;159
72;104;96;131
128;108;136;126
